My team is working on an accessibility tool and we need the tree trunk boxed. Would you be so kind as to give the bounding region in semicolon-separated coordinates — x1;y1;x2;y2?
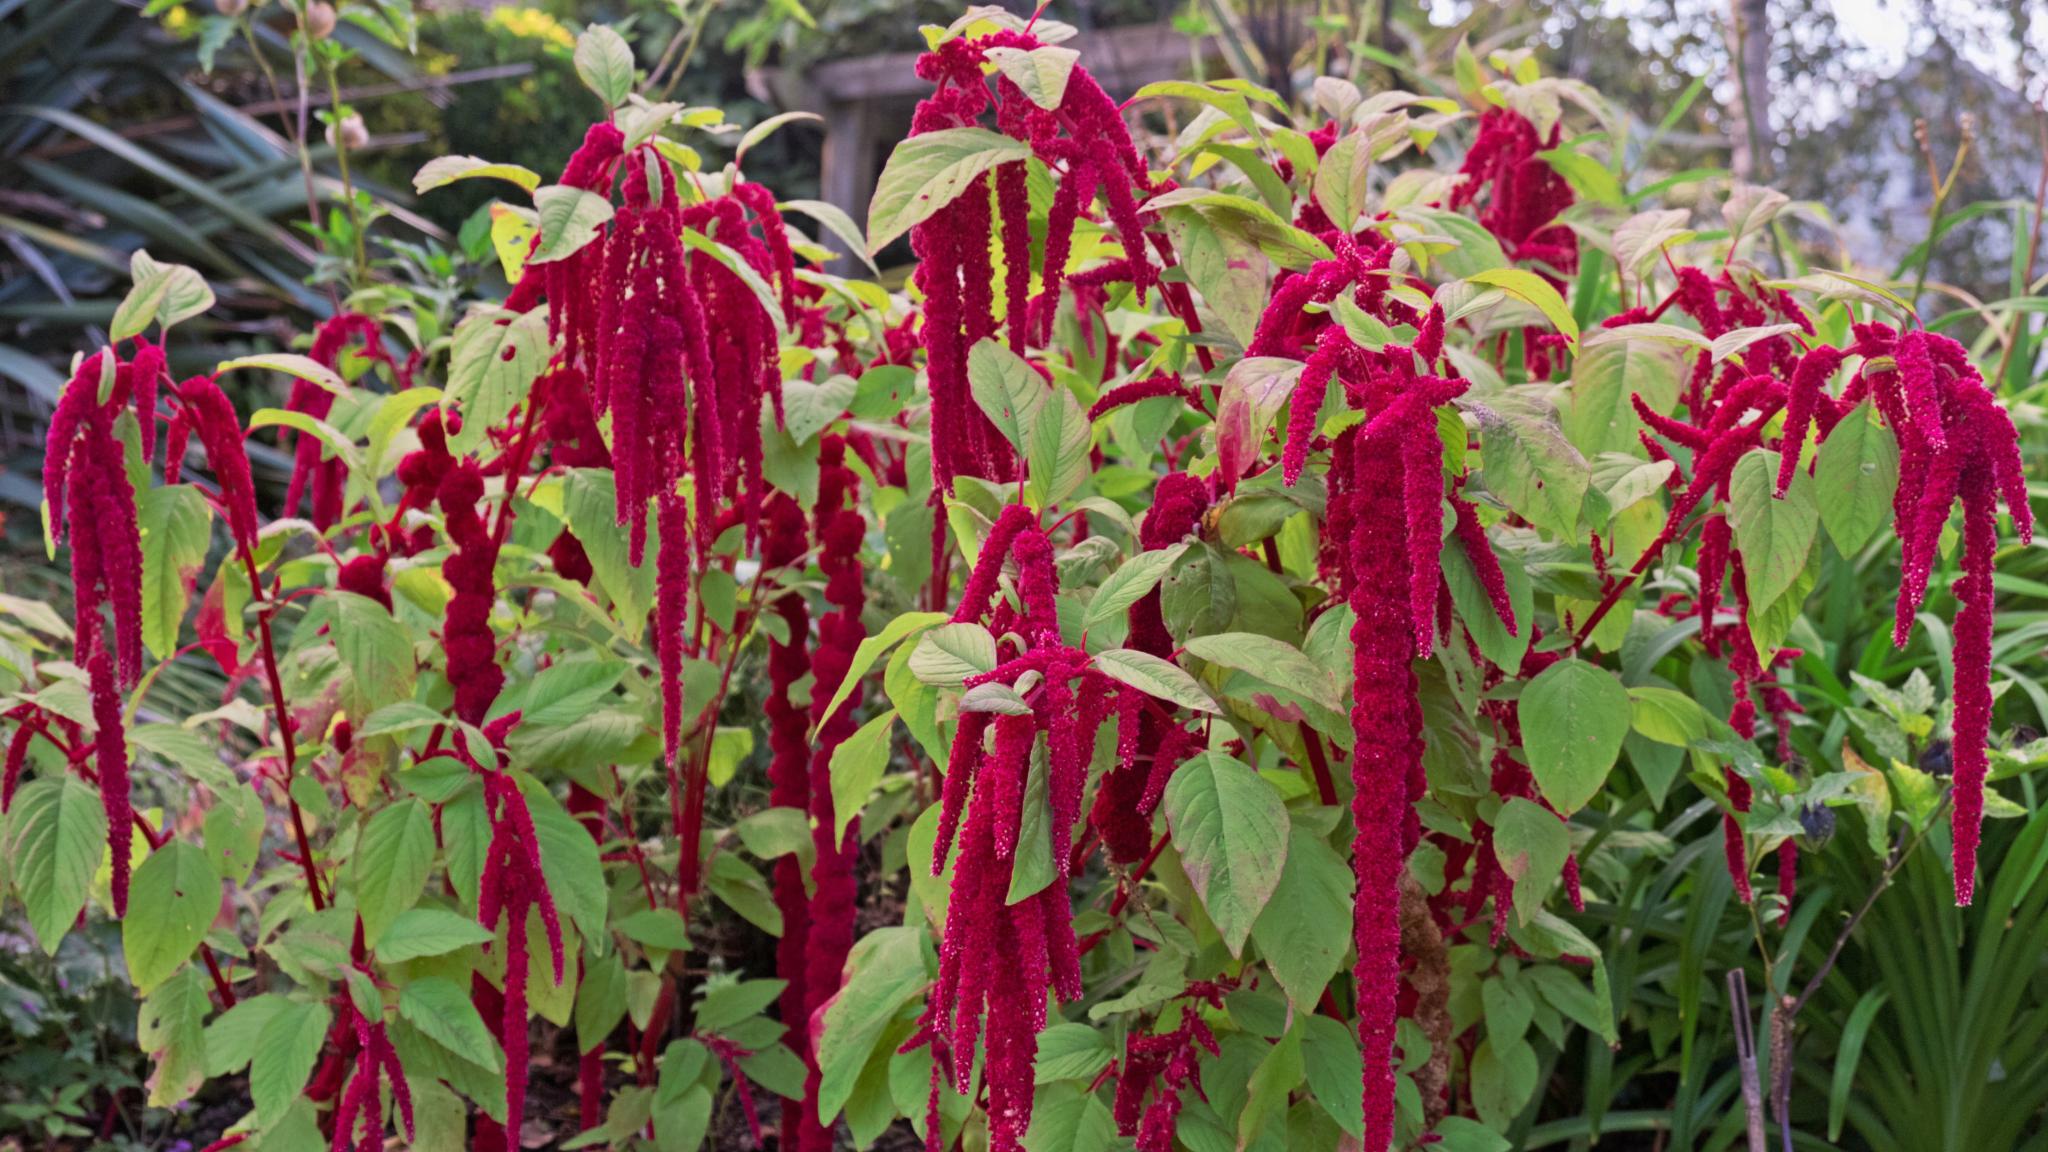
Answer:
1727;0;1773;178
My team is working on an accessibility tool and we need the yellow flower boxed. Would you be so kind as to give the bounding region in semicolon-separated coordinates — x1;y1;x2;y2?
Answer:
489;6;576;50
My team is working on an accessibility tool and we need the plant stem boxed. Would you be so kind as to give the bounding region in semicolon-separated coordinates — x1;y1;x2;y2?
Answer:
317;51;369;283
240;547;327;910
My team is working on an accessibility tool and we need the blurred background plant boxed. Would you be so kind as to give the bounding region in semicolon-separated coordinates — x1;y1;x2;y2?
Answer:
2;1;2047;1150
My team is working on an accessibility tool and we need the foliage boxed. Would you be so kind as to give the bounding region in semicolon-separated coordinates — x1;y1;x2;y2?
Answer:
1;4;2045;1152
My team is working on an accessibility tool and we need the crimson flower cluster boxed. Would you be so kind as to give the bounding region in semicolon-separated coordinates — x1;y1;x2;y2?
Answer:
908;29;1154;489
910;505;1118;1152
46;343;158;914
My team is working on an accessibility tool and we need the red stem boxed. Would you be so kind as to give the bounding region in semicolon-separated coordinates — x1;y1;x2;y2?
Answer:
240;546;326;910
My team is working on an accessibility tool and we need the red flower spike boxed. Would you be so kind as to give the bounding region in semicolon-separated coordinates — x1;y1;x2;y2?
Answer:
1450;495;1517;636
436;461;504;727
175;376;262;552
89;648;133;917
759;493;813;1146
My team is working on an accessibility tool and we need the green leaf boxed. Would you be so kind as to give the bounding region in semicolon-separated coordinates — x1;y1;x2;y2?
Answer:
1561;339;1681;458
377;907;495;962
1092;649;1220;713
984;45;1080;110
829;709;898;845
967;338;1049;457
812;612;946;739
782;373;858;445
1182;631;1345;716
412;155;542;196
1478;398;1588;538
618;907;692;952
355;799;435;947
529;185;615;265
401;976;504;1072
1163;751;1290;956
867;128;1032;254
1433;1115;1512;1152
1313;130;1369;232
1033;1022;1113;1084
1303;1013;1365;1136
1251;824;1354;1006
4;774;108;953
123;841;221;993
444;307;549;456
137;486;212;661
1629;686;1710;747
1813;399;1899;553
1082;544;1186;639
251;1000;331;1126
1025;383;1091;511
560;468;656;624
113;250;213;342
779;199;878;274
1492;797;1570;925
214;352;346;397
678;229;789;340
816;927;929;1124
908;622;999;686
1728;449;1818;609
329;591;417;712
1469;1035;1539;1128
138;967;208;1106
1829;989;1888;1141
696;979;786;1033
574;25;635;107
577;949;628;1054
247;408;363;477
1519;658;1630;815
520;774;609;943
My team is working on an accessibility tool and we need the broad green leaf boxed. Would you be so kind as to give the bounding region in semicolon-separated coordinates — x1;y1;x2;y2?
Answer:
1518;658;1630;815
4;776;108;953
413;155;542;195
1025;383;1091;511
355;798;435;947
1163;751;1290;956
1629;686;1711;746
216;352;345;396
1561;339;1681;458
377;907;495;962
574;25;635;107
135;483;208;660
138;966;208;1106
1033;1023;1113;1084
560;468;656;624
1477;399;1588;538
1093;649;1220;713
1082;545;1186;638
113;251;212;342
1313;130;1369;232
813;612;945;738
1182;631;1344;716
1303;1013;1366;1136
529;185;615;265
867;128;1032;254
984;45;1080;110
1492;797;1570;925
444;306;548;455
829;709;898;845
779;199;878;274
328;590;416;712
1470;1036;1540;1128
1728;449;1818;609
618;907;692;952
401;976;504;1072
908;623;999;686
966;338;1049;456
520;774;609;943
251;1000;331;1126
1250;824;1354;1006
123;841;221;993
1813;399;1899;553
816;926;929;1124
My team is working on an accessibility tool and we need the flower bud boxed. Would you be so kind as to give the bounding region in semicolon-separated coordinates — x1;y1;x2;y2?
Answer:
303;1;335;39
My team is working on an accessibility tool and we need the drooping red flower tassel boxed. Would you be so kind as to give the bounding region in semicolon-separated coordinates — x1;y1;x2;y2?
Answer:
437;461;504;727
759;492;814;1150
798;437;866;1152
476;765;564;1137
1090;472;1207;863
